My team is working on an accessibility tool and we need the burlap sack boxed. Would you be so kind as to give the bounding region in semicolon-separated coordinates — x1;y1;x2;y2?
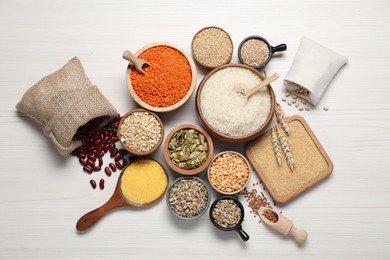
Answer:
16;57;117;156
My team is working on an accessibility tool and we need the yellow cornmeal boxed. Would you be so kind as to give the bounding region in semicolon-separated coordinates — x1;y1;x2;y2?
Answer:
120;159;168;205
247;120;330;200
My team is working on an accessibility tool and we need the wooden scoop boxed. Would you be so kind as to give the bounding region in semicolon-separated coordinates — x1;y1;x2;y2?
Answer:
237;72;279;99
122;50;150;74
258;207;308;244
76;158;168;231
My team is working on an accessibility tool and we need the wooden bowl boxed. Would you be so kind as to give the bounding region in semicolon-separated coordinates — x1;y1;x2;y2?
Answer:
118;108;164;156
195;63;275;143
207;151;251;195
191;26;233;70
125;42;197;113
163;124;214;175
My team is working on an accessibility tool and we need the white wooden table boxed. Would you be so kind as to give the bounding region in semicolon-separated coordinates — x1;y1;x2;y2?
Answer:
1;0;390;259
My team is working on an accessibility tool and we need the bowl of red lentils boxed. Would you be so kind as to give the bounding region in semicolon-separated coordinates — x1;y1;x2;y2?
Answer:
125;42;197;113
163;124;214;175
208;151;251;195
118;108;164;156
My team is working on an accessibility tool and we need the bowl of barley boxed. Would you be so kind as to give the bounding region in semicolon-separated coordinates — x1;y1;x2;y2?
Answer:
207;151;250;195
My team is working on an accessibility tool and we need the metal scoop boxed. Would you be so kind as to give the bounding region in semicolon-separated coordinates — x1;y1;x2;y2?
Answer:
237;72;279;99
122;50;150;74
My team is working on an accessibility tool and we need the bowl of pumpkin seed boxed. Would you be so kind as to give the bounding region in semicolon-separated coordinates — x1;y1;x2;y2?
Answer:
163;124;214;175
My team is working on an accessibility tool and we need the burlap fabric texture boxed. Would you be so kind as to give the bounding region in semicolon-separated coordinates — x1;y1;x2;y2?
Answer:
16;57;117;156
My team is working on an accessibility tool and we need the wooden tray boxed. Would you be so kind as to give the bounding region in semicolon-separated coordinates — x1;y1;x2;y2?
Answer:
245;115;333;204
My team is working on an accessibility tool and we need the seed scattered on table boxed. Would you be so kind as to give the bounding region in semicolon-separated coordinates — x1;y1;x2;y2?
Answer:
241;185;272;219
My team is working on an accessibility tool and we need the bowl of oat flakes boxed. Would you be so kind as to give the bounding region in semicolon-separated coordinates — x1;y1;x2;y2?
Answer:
118;108;164;156
166;177;211;220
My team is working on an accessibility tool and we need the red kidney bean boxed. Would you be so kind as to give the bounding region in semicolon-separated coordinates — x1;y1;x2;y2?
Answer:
93;139;101;146
104;167;112;176
102;136;109;144
87;159;95;168
83;166;93;174
90;180;97;189
96;145;104;154
118;149;127;155
116;158;127;170
76;152;86;158
114;154;123;162
71;114;123;186
110;148;118;158
103;144;109;153
79;158;87;166
96;152;104;158
109;163;116;172
99;179;105;190
122;158;128;167
93;166;101;172
108;143;115;153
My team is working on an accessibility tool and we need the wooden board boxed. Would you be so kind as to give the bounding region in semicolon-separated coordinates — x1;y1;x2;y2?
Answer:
245;115;333;204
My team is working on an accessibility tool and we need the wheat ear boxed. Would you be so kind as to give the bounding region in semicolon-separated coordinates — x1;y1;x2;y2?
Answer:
275;100;290;135
276;124;295;171
271;127;282;166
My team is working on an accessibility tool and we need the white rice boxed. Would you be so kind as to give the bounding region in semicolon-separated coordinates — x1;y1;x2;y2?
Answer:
200;67;271;137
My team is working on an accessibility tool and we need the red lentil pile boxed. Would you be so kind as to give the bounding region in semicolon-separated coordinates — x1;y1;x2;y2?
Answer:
130;46;192;107
71;114;133;189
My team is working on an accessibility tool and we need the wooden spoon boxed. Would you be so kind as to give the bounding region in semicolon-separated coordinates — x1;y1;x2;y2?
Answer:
258;207;308;244
122;50;150;74
237;72;279;99
76;158;168;231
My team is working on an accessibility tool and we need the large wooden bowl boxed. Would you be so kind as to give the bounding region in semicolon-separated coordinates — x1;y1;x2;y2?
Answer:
125;42;197;113
195;63;275;143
